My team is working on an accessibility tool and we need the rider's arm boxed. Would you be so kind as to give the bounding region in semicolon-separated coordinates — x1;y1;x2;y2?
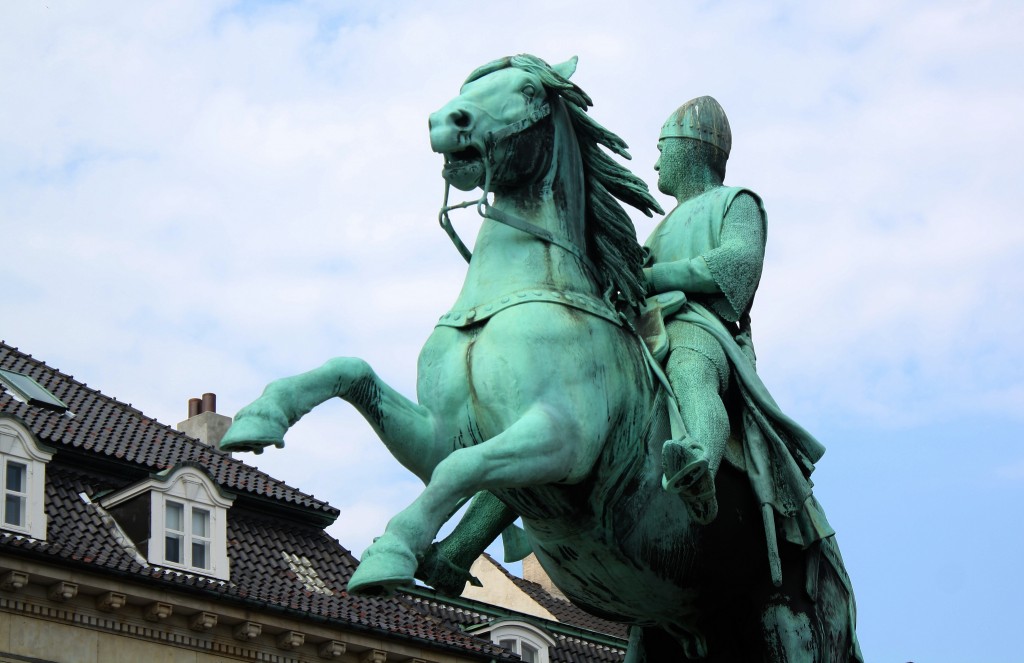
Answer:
645;193;765;319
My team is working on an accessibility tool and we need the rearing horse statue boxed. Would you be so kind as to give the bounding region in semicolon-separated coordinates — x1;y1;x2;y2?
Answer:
221;54;862;662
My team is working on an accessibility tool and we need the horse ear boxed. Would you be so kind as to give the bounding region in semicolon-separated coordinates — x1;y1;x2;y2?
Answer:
552;56;578;80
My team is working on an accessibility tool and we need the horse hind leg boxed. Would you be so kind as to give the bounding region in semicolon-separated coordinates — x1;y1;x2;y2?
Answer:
622;626;688;663
759;538;863;663
751;539;823;663
417;491;518;596
761;600;816;663
808;537;865;663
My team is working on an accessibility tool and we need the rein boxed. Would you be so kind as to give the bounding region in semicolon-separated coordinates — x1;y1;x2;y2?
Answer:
437;102;602;282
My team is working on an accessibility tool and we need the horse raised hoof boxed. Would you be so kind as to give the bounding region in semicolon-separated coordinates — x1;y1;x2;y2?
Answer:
348;534;419;597
218;403;289;454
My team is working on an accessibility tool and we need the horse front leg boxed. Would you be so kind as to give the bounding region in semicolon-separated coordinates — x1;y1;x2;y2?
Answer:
220;357;441;482
348;403;591;595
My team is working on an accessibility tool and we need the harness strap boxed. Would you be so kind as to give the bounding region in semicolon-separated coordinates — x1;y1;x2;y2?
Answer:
486;103;551;145
437;288;621;329
437;100;603;283
438;182;475;263
478;201;599;278
624;311;687;438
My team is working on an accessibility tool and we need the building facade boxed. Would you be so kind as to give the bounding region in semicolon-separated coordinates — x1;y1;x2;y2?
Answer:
0;341;625;663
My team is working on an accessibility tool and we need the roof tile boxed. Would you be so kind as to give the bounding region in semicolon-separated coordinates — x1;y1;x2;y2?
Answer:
1;341;620;662
1;342;336;517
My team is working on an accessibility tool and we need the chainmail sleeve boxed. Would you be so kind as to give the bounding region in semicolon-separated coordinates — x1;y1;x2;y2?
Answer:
703;192;766;321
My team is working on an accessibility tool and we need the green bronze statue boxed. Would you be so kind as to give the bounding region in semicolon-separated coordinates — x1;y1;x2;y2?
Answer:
220;55;862;662
649;96;759;525
647;97;840;561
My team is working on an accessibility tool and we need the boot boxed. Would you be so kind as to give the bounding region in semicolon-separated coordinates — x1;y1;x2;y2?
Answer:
662;438;719;525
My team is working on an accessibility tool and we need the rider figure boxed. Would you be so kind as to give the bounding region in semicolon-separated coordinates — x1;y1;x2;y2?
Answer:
644;96;767;525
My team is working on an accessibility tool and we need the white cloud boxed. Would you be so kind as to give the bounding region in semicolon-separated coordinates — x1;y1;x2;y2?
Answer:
3;0;1021;459
3;3;1024;659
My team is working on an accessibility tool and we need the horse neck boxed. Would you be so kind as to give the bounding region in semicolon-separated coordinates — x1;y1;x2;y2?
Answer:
453;104;597;309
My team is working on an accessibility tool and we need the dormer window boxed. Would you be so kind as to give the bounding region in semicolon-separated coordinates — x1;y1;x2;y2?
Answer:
0;417;54;540
163;500;211;570
101;465;234;580
467;618;556;663
3;461;27;528
3;460;28;527
499;636;542;662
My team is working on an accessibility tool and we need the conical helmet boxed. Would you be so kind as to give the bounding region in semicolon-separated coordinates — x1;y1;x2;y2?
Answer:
660;96;732;157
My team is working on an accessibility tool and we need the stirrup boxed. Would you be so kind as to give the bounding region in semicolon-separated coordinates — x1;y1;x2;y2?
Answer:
682;481;719;525
661;438;707;493
662;440;719;525
662;455;709;494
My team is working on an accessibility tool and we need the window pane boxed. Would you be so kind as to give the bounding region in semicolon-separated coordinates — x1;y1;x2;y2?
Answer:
165;501;184;532
191;507;210;537
6;461;26;492
192;540;210;569
165;533;183;563
499;639;517;652
4;494;25;527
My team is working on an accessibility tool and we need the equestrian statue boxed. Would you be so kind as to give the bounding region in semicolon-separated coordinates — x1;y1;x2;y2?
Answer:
221;54;863;662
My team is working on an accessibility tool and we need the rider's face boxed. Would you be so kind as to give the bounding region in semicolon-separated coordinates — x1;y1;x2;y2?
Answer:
655;138;687;196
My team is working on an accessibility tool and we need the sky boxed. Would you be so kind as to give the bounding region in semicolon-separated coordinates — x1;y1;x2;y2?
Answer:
2;1;1023;660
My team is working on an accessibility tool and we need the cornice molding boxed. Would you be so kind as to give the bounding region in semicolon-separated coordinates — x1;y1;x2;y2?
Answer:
0;557;466;663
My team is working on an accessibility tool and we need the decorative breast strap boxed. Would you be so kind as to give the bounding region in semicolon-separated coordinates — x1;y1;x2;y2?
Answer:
436;289;621;329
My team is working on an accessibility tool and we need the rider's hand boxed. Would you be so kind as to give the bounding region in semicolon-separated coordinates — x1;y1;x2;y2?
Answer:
643;267;655;295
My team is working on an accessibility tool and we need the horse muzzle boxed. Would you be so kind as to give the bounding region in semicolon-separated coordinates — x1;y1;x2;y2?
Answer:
429;107;488;191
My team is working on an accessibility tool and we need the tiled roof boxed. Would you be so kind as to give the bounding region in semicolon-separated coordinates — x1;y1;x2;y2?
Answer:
0;462;512;659
480;553;630;640
0;341;625;662
0;341;516;661
547;634;625;663
404;592;627;663
0;341;337;520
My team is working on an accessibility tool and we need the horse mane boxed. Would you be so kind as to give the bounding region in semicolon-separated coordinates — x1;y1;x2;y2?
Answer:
465;55;664;311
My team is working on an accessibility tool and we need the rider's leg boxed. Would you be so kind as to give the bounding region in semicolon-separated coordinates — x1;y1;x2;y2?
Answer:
661;321;729;524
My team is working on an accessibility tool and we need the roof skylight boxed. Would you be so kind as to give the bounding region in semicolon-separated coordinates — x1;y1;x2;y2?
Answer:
0;369;68;414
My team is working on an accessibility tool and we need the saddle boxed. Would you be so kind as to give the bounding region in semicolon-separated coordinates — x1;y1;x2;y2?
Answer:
636;290;688;363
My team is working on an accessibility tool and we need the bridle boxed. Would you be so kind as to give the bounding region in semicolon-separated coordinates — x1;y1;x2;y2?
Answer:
436;99;599;279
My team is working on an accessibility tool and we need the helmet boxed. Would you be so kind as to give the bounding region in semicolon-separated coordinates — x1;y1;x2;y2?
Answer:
659;96;732;157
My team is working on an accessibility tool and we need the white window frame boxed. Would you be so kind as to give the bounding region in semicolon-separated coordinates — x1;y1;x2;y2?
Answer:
0;418;53;540
161;498;213;571
486;619;556;663
101;466;234;580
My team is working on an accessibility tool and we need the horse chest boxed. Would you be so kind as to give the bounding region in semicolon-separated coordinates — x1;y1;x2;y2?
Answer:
417;326;486;446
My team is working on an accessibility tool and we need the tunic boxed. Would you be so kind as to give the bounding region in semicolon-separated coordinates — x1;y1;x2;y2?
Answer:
644;186;833;549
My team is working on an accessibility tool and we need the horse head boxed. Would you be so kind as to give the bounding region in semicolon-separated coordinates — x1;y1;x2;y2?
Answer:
429;54;662;311
429;55;581;194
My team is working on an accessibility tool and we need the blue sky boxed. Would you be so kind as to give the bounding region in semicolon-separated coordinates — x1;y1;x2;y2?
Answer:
2;1;1023;660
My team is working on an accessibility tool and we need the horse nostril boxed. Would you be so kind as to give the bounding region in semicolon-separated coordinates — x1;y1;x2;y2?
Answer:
450;109;472;129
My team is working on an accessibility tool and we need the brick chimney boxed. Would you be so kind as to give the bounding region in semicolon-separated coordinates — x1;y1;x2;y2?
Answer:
176;392;232;450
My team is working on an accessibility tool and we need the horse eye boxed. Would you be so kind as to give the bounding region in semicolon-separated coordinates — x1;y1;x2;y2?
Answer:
522;84;537;99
